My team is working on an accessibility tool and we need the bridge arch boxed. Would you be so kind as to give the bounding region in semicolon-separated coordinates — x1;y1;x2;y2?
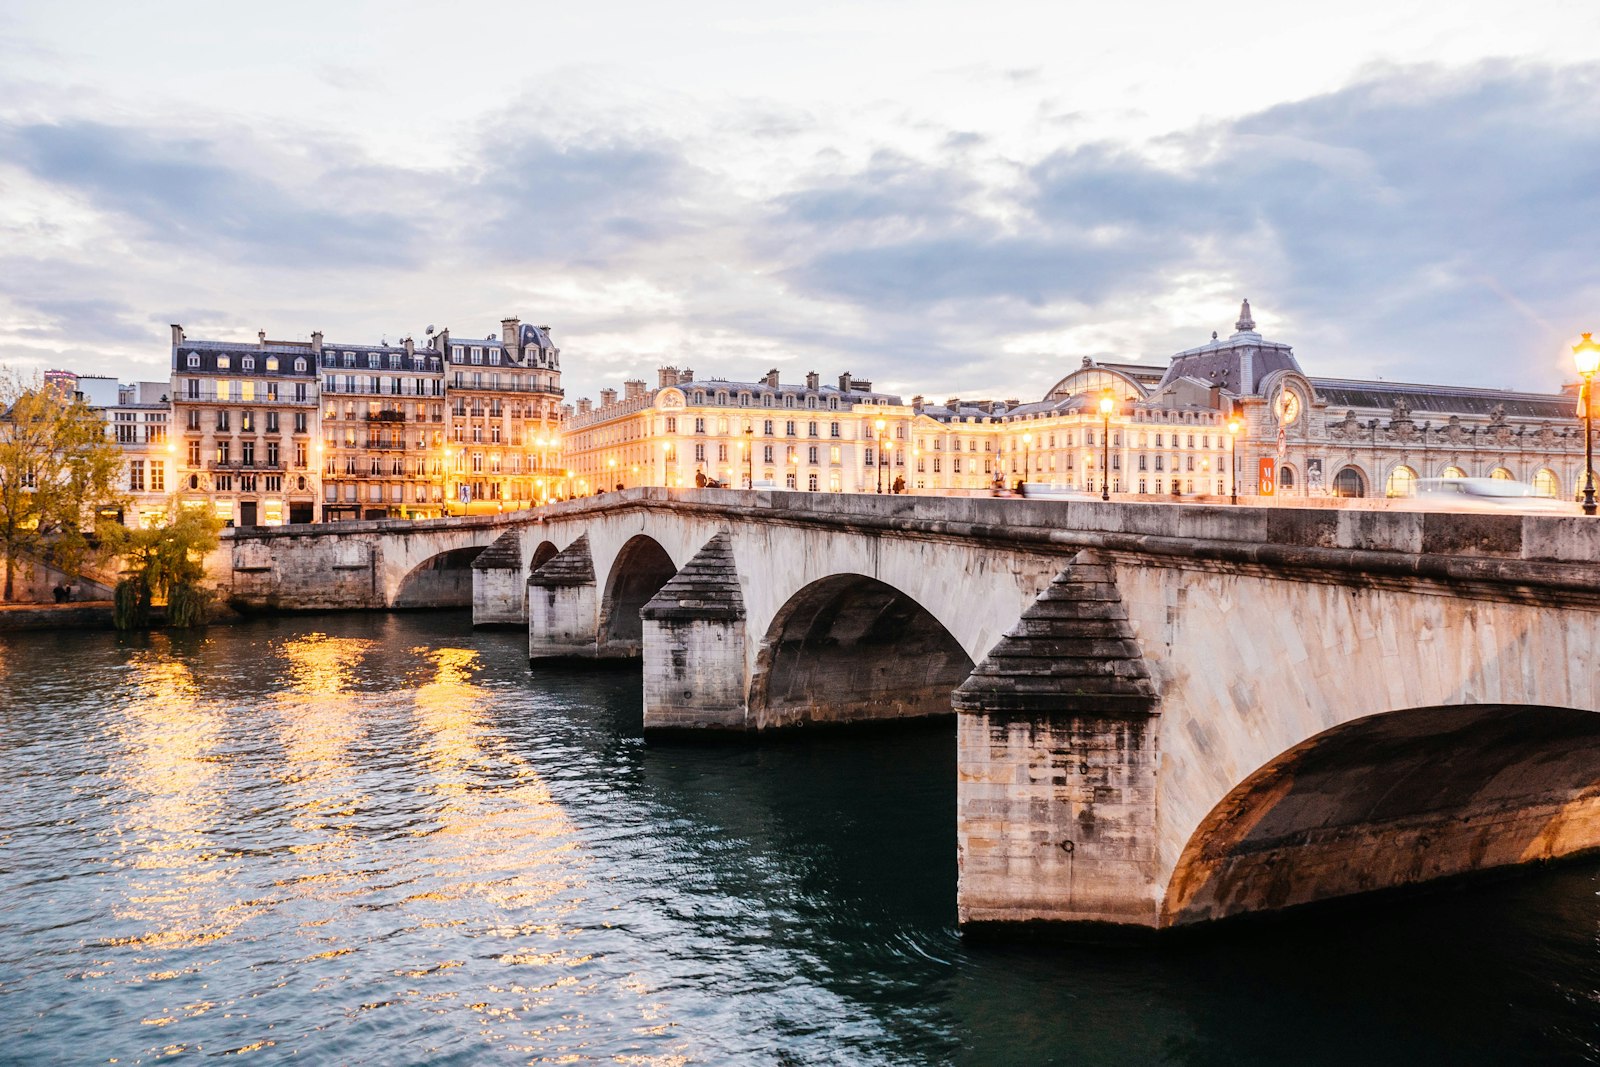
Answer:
1161;703;1600;926
529;540;559;573
599;534;679;655
393;545;485;608
748;573;975;729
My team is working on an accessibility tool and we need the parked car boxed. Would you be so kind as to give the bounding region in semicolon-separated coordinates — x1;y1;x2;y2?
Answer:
1411;477;1578;513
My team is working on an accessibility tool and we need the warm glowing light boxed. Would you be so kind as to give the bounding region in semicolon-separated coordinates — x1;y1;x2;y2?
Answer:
1098;391;1115;416
1227;419;1241;435
874;418;886;432
1022;433;1032;446
1575;333;1600;377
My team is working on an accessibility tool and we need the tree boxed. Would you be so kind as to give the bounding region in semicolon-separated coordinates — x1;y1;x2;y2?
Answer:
0;372;124;601
101;501;223;628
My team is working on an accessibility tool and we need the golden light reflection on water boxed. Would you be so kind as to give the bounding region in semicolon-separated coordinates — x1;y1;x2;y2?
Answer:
106;642;251;953
400;644;664;1057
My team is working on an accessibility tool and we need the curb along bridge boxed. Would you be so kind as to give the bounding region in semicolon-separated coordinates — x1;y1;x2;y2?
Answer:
217;489;1600;934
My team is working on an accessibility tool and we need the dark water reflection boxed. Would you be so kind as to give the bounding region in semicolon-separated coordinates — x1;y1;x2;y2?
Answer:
2;613;1599;1065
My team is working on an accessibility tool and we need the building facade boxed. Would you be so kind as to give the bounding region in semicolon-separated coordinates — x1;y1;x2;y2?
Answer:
318;338;447;521
437;319;564;509
170;327;322;526
563;368;912;495
99;380;173;527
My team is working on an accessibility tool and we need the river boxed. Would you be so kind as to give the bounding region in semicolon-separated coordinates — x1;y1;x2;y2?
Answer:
2;612;1599;1065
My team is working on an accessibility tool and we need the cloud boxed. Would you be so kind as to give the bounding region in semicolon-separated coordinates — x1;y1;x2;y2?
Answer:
0;121;419;266
763;61;1600;388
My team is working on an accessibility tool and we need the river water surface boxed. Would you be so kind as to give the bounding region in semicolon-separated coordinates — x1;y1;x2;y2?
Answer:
3;613;1600;1065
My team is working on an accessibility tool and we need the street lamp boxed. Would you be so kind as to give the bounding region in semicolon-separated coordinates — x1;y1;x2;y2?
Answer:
1022;432;1032;491
1227;416;1241;505
1098;390;1114;501
875;417;887;493
744;426;754;488
1576;332;1600;515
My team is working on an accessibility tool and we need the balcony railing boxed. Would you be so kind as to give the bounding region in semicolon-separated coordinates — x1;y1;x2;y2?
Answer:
209;459;288;472
179;391;318;406
366;411;406;422
447;381;564;395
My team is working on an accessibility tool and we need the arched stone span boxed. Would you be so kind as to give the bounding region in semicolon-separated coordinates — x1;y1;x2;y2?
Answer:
599;534;679;655
393;546;485;608
1162;704;1600;926
529;540;559;573
748;573;975;729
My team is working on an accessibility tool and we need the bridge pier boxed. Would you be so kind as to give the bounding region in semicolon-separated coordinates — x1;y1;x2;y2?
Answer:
640;533;749;731
471;530;526;628
527;535;601;660
954;551;1165;930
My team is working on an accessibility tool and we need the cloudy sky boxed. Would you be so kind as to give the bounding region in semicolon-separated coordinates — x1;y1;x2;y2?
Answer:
3;0;1598;404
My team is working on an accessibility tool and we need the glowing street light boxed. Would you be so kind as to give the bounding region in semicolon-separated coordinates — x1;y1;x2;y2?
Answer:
875;417;887;493
1098;390;1114;501
1227;415;1242;506
1575;332;1600;516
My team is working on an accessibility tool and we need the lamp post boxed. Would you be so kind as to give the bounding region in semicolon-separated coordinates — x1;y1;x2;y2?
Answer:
1099;390;1114;501
875;417;887;493
607;456;617;491
1227;416;1241;505
744;426;754;488
1575;332;1600;516
1021;431;1032;492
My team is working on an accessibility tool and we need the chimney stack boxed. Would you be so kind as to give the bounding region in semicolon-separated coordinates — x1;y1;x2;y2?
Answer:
765;368;781;388
600;388;618;408
403;337;414;357
310;330;323;355
658;366;680;388
577;397;593;416
805;370;819;390
257;329;267;349
170;324;185;346
624;379;646;401
838;372;852;392
501;317;521;350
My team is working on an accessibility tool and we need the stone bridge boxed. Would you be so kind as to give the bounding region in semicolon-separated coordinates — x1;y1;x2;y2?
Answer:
222;489;1600;935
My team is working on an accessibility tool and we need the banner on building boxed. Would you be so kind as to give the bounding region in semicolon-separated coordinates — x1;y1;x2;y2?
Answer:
1258;457;1276;497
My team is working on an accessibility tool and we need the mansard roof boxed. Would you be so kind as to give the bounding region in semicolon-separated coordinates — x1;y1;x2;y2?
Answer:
674;378;904;405
1310;378;1575;420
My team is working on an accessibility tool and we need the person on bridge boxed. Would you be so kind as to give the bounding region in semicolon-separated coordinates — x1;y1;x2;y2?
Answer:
695;469;707;488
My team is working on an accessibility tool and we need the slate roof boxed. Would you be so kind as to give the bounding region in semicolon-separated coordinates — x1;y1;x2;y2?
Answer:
1309;378;1575;419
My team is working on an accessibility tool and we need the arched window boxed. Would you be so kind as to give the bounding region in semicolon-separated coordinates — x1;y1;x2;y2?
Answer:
1534;468;1560;498
1333;466;1366;498
1279;466;1296;490
1441;465;1466;479
1385;465;1418;497
1489;467;1514;480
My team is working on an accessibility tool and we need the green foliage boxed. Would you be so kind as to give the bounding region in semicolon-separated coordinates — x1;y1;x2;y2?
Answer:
0;370;124;600
102;501;223;629
113;577;150;631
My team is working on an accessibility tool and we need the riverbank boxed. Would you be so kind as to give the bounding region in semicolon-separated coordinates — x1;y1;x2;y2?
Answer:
0;601;118;631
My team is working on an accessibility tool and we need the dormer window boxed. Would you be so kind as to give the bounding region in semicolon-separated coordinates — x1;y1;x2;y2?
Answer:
368;354;380;369
452;347;463;363
343;353;355;367
242;356;255;371
489;350;501;366
471;348;483;365
217;354;230;369
389;354;401;369
186;352;200;368
265;356;278;372
294;357;307;372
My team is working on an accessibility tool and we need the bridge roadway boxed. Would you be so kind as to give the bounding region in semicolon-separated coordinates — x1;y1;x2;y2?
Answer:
217;489;1600;934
